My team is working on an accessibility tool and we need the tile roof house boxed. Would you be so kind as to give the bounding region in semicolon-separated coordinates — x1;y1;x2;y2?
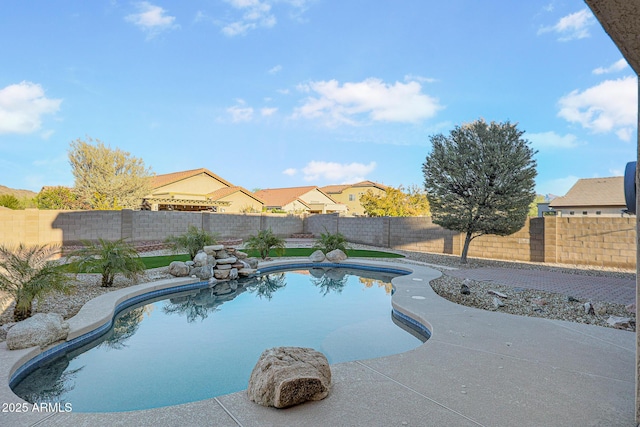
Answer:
254;186;347;214
145;168;263;212
321;181;387;216
548;176;631;217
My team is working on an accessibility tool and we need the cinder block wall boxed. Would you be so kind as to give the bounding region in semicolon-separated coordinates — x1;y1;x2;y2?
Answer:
338;217;390;247
304;214;636;268
132;211;203;241
389;217;460;255
554;217;636;267
0;210;635;268
0;210;304;246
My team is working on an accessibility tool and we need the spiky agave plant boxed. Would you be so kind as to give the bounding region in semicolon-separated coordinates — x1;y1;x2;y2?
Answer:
0;243;73;321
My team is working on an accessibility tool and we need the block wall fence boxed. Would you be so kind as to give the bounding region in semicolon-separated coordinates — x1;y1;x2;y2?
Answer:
304;214;637;269
0;209;635;268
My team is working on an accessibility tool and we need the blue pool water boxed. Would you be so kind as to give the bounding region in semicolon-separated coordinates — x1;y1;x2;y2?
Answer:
12;267;425;412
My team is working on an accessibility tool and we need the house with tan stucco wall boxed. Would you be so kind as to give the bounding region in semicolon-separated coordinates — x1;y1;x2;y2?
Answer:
254;186;347;214
321;181;387;216
145;168;263;213
548;176;632;217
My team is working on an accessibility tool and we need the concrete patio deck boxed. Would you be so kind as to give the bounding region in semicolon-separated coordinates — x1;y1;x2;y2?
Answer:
0;259;635;426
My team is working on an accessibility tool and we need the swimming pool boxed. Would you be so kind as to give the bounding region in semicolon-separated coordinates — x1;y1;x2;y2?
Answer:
11;266;427;412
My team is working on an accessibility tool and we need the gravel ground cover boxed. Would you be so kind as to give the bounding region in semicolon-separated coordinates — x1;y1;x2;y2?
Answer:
0;243;636;335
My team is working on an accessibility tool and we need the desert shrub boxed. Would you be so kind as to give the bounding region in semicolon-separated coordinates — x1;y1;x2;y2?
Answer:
313;230;350;254
69;239;145;287
245;228;285;259
0;243;73;321
165;226;219;260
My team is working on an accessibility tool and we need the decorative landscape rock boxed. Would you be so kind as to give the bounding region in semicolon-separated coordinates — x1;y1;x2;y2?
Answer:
204;244;224;254
214;269;230;280
169;243;255;282
6;313;70;350
325;249;347;262
460;284;470;295
492;297;505;309
245;258;259;269
607;316;633;329
238;268;257;277
168;261;190;277
193;252;208;267
309;250;325;262
488;289;507;299
584;302;595;315
247;346;331;408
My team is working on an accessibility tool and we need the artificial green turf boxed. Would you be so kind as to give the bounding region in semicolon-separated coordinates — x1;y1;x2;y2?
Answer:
140;253;190;269
138;248;403;269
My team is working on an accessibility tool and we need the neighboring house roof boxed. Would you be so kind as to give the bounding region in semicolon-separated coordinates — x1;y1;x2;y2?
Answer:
320;184;350;194
254;186;339;208
207;186;264;204
549;177;625;208
321;181;387;194
254;186;319;207
150;168;234;189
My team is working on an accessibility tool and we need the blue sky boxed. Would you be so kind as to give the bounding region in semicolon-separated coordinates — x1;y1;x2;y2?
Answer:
0;1;637;197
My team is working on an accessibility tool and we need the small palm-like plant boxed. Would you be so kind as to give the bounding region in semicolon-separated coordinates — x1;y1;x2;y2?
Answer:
245;228;285;260
0;243;73;321
313;229;350;254
70;239;145;287
165;226;219;260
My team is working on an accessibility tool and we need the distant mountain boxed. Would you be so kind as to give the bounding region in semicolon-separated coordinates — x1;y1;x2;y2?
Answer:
0;185;38;199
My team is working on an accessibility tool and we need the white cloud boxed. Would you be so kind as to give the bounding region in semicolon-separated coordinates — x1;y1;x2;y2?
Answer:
0;81;61;135
538;8;595;41
593;59;629;75
226;99;254;122
269;64;283;74
261;107;278;116
301;161;376;183
609;168;624;177
293;78;442;125
404;74;437;84
527;131;579;149
219;0;313;36
557;76;638;141
125;2;179;39
282;168;297;176
222;0;275;36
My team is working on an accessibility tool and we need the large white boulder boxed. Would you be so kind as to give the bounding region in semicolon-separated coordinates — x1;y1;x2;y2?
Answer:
168;261;190;277
309;250;326;262
6;313;69;350
325;249;347;262
247;346;331;408
193;252;208;267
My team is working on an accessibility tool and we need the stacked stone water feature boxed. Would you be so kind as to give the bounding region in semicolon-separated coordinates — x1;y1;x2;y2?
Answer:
168;244;258;283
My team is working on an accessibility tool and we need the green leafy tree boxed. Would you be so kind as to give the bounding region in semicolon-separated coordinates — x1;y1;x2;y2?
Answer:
69;239;145;287
165;226;219;260
422;119;537;263
0;194;22;209
313;230;350;253
359;185;430;217
36;186;82;210
529;195;546;217
245;228;285;259
0;244;73;321
68;137;153;210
